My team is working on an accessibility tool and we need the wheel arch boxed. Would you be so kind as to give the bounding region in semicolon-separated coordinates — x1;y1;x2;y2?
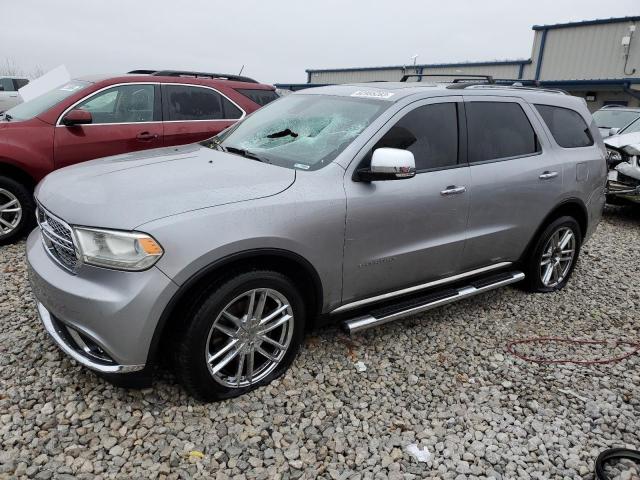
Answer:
147;248;324;366
521;198;588;262
0;160;36;190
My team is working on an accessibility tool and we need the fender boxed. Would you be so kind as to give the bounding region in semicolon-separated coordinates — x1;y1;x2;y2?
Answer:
146;248;324;365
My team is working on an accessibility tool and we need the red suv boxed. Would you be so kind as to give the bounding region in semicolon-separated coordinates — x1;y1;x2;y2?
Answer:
0;70;278;244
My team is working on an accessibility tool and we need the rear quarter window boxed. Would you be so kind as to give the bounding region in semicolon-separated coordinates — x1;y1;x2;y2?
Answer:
535;104;594;148
235;88;279;107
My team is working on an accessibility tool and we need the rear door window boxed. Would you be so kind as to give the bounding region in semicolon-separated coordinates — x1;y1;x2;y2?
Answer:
163;85;242;121
466;101;540;163
369;102;459;171
534;104;594;148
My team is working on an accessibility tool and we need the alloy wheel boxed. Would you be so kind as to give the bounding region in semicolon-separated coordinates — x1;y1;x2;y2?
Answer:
204;288;294;388
0;189;22;236
539;226;576;288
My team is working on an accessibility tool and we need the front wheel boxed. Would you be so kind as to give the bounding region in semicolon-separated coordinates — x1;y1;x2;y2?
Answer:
0;176;34;245
524;216;582;292
175;270;305;401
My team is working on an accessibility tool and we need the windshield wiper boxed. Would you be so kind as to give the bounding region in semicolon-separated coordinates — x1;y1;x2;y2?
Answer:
1;112;11;122
225;146;269;163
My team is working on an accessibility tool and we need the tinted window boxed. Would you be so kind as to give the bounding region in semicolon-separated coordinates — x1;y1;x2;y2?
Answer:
14;79;29;89
466;102;539;163
164;85;242;121
76;84;156;124
370;103;459;170
236;88;279;106
535;104;593;148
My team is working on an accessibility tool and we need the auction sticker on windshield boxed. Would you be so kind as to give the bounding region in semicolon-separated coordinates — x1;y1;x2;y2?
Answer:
350;90;395;99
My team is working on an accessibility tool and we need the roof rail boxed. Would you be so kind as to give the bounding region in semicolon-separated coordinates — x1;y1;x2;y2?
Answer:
452;84;568;95
127;69;259;83
127;69;158;75
494;79;541;86
400;73;495;84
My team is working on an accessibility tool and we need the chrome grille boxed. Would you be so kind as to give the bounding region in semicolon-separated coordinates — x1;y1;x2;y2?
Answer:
37;206;78;273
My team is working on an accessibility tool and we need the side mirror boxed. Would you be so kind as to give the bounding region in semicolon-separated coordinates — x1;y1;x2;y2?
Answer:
609;127;621;137
357;148;416;181
62;108;92;126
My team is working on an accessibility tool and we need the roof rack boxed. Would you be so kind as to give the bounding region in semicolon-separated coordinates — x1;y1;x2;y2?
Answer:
127;69;158;75
461;84;568;95
444;78;568;95
400;73;495;83
127;69;259;83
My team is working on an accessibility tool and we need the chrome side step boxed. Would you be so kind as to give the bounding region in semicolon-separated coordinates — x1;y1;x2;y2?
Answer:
342;270;525;334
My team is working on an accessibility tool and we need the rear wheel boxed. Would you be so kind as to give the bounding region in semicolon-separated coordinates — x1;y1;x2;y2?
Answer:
0;176;34;245
524;216;581;292
175;270;305;401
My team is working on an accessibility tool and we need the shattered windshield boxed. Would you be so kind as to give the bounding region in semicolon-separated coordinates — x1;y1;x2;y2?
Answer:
208;94;388;170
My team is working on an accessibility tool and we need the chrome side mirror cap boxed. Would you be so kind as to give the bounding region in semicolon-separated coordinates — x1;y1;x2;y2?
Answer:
357;148;416;181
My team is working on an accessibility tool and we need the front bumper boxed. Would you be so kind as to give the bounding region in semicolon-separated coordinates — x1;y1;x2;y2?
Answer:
27;228;178;372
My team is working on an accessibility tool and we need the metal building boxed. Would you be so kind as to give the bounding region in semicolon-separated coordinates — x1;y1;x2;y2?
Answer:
303;16;640;111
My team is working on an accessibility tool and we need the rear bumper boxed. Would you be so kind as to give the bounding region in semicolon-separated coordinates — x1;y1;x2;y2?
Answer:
27;228;179;371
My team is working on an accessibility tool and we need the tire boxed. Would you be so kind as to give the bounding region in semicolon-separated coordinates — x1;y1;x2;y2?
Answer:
174;270;305;401
0;176;35;245
523;216;582;293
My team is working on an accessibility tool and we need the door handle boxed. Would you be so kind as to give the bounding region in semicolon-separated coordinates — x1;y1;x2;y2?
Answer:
440;185;467;196
136;132;159;141
539;171;558;180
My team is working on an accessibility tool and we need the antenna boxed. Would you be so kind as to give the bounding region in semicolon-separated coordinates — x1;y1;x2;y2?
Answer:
238;65;245;75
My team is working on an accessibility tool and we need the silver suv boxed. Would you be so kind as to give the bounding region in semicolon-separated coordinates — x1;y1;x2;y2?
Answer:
27;82;607;401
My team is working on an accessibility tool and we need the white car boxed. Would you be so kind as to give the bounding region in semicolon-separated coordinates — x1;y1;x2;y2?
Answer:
592;105;640;138
605;131;640;205
0;77;28;112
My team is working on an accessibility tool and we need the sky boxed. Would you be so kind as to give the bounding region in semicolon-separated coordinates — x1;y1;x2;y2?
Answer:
3;0;639;84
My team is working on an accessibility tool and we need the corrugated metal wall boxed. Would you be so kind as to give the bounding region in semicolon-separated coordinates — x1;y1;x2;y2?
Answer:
537;21;640;80
308;68;405;84
306;18;640;84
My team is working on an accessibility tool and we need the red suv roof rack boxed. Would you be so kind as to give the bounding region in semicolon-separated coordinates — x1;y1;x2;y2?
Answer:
127;69;258;84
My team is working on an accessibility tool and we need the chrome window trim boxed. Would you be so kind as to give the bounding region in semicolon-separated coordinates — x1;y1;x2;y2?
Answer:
331;262;513;314
56;82;246;127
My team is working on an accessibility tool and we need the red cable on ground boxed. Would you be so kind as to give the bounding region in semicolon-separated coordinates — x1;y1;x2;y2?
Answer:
505;337;640;365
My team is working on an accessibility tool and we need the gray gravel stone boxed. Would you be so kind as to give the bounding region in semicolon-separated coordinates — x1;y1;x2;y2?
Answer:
0;207;639;478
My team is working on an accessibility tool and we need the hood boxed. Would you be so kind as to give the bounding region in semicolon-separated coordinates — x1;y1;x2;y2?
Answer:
36;143;296;229
604;131;640;155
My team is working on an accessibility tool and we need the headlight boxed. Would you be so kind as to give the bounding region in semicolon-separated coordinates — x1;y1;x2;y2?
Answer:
74;227;163;271
606;148;622;164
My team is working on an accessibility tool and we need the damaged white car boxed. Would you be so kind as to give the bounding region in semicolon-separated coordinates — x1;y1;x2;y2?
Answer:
605;131;640;205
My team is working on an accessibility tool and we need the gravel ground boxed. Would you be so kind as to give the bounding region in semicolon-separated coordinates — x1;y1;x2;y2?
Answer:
1;207;639;480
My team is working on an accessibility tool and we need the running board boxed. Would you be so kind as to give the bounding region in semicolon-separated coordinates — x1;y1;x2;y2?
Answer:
342;270;525;334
